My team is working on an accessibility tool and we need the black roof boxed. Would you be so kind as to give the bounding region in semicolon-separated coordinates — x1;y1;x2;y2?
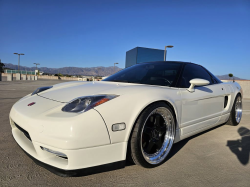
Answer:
141;61;191;64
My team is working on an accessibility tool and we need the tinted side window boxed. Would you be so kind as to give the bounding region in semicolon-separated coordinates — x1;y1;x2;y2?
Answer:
206;69;223;84
179;64;213;88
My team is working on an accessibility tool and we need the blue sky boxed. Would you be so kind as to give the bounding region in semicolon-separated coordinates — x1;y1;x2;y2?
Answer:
0;0;249;78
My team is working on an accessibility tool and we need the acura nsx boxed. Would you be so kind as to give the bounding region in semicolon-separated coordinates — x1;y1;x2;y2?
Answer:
9;61;243;176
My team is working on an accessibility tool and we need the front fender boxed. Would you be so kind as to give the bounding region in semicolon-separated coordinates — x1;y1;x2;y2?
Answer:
95;87;181;144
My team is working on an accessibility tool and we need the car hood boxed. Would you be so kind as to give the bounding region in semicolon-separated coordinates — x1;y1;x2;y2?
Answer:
38;81;134;103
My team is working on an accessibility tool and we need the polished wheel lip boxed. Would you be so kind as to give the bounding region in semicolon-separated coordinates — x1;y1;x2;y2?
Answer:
235;96;242;123
140;107;175;165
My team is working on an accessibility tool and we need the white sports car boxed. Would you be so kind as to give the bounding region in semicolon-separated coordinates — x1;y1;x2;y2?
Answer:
10;61;243;176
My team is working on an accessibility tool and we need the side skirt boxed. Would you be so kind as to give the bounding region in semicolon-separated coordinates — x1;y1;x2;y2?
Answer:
179;113;230;141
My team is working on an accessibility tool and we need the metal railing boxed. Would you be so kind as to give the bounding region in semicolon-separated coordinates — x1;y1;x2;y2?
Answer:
4;70;35;75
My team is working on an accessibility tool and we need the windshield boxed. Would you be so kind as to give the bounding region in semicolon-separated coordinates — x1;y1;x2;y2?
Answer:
103;62;182;87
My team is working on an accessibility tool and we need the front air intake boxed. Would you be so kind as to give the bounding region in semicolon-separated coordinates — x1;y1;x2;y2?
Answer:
14;123;32;141
224;96;228;108
40;146;68;159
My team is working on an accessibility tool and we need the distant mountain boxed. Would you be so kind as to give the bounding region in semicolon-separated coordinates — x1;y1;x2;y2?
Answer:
215;74;245;80
3;63;245;80
3;63;122;77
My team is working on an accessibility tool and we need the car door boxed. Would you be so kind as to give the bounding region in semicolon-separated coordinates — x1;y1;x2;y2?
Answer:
178;64;225;136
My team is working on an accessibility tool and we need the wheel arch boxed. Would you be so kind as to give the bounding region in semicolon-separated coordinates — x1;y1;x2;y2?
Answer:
232;91;242;110
130;99;178;137
232;81;243;99
237;91;242;98
126;99;178;160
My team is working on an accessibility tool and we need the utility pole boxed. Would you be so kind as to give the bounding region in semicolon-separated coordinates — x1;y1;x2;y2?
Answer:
114;62;119;74
13;53;25;72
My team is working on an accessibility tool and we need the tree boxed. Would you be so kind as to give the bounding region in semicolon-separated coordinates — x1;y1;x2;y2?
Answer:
228;73;233;80
0;59;5;73
55;73;63;77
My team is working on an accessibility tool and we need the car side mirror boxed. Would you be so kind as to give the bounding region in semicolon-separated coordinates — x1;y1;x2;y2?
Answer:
187;78;209;92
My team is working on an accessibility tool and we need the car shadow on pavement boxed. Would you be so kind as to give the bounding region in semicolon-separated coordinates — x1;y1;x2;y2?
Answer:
165;124;226;162
126;124;225;166
125;137;190;167
125;140;189;167
227;127;250;165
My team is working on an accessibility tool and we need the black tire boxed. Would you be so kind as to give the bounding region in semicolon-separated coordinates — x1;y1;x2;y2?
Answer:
226;94;242;126
129;102;175;168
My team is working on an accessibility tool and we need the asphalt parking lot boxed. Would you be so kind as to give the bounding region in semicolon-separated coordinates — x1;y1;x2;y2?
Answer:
1;79;250;187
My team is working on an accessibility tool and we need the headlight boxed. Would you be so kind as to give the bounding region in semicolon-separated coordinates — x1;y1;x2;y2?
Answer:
31;86;53;96
62;95;119;113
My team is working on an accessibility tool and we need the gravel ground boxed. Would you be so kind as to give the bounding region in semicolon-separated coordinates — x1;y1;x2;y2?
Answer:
0;79;250;187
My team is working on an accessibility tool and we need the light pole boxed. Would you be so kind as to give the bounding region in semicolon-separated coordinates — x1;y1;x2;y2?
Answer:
34;63;40;75
34;63;40;70
13;53;25;72
114;62;118;74
98;67;101;77
164;45;174;61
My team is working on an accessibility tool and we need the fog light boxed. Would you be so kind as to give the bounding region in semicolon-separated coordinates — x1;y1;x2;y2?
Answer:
41;146;67;158
112;123;126;131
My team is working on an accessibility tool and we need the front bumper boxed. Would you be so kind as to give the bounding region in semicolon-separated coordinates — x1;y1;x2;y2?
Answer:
10;119;127;176
14;129;126;177
21;147;125;177
9;96;127;175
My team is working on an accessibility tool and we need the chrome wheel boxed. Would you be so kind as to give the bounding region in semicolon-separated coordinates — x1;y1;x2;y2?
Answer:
140;107;175;164
235;96;242;123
